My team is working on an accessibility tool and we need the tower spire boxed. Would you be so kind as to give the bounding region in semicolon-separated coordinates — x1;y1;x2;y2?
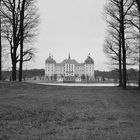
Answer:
68;52;71;59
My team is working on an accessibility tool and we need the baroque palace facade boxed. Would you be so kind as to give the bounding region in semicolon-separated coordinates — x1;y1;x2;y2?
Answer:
45;54;95;82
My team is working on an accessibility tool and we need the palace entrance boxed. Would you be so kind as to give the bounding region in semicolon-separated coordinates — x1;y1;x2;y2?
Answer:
63;76;75;83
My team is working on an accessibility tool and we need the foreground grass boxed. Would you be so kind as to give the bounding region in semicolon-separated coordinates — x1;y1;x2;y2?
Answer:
0;82;140;140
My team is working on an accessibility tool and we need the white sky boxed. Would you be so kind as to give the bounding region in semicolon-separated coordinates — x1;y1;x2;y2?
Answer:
29;0;109;71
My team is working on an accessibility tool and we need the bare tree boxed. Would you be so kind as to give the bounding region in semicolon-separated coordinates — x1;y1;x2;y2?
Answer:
18;0;39;81
104;0;134;88
0;0;22;81
0;0;39;81
118;0;134;88
104;0;123;87
18;0;26;82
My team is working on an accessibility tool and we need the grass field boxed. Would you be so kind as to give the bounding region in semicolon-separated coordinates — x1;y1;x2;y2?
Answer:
0;82;140;140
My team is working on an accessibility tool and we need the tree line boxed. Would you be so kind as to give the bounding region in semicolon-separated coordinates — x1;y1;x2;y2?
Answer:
104;0;140;88
0;0;39;81
1;69;139;83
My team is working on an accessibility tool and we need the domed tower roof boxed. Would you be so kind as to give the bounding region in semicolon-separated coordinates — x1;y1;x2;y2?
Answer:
84;54;94;64
45;55;56;64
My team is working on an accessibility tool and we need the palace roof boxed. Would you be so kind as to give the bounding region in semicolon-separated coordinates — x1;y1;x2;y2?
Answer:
45;54;94;65
84;56;94;64
45;56;56;64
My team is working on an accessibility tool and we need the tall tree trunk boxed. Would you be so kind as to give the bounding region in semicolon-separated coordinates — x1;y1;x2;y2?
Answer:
0;0;2;81
12;53;17;81
119;7;122;87
12;0;17;81
119;31;122;87
120;0;127;88
19;0;25;82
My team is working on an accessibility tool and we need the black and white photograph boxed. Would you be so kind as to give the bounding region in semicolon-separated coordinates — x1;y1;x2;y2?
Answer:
0;0;140;139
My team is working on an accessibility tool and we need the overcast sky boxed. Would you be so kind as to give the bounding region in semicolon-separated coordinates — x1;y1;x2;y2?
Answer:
30;0;108;70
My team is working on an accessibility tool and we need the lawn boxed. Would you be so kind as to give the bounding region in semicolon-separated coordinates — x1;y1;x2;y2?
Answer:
0;82;140;140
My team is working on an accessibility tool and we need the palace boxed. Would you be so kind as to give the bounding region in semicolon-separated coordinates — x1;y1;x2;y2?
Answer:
45;53;95;82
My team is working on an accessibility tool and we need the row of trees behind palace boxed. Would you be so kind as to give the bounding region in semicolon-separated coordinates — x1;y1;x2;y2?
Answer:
104;0;140;88
0;0;39;81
